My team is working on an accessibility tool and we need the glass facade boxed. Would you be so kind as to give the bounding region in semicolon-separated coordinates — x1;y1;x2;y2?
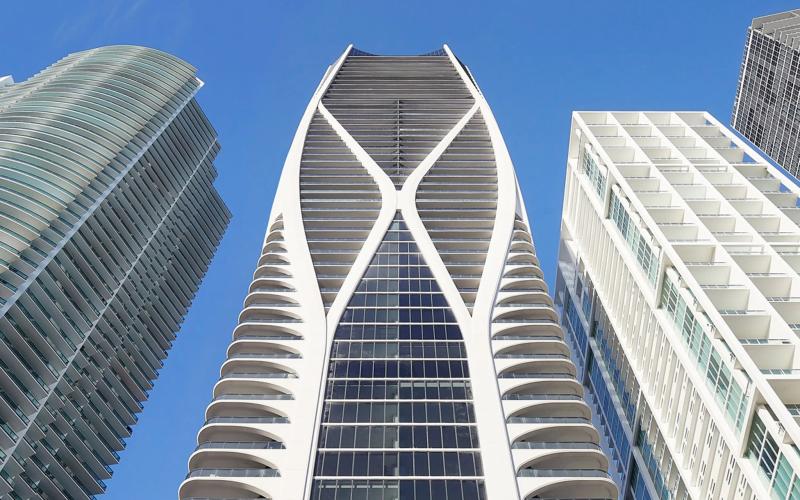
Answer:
608;192;659;285
563;294;589;362
637;405;689;500
558;258;662;500
593;311;639;430
746;413;800;500
587;356;631;473
660;275;749;430
629;462;654;500
311;216;486;500
581;149;608;200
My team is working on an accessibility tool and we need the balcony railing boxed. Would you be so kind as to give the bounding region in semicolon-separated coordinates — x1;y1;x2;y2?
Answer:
205;417;289;424
512;442;601;450
196;441;284;450
502;394;583;401
517;468;610;478
507;416;589;424
186;468;280;479
215;394;293;400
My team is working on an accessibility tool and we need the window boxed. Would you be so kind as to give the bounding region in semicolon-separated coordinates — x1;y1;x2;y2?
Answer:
311;217;485;498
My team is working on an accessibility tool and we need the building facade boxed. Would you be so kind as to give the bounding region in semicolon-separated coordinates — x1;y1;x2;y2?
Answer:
179;46;617;500
732;9;800;176
0;46;230;498
557;110;800;499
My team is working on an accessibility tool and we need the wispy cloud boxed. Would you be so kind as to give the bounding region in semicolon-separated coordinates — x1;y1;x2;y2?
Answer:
53;0;151;45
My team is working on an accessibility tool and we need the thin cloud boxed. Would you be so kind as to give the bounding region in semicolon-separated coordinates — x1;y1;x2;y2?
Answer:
53;0;150;45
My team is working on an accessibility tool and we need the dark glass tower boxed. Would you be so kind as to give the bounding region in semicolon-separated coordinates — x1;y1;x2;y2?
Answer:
732;9;800;176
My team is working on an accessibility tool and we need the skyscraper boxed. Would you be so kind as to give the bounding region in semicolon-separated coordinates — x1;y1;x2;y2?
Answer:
0;46;230;498
557;110;800;499
179;45;617;500
732;9;800;176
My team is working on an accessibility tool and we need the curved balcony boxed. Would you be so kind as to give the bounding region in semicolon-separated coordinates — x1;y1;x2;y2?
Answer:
256;252;289;268
512;426;601;448
185;452;281;495
248;279;295;294
197;425;285;451
238;308;303;325
220;373;296;380
509;240;535;254
507;416;590;424
507;252;540;266
503;266;544;280
242;293;299;308
502;380;585;400
506;400;592;422
500;275;547;290
188;450;284;481
518;452;615;500
517;450;609;476
503;394;583;401
264;230;284;244
186;468;280;479
493;306;559;324
227;341;301;360
491;321;563;340
252;266;292;280
213;394;293;401
521;478;617;500
499;373;575;379
205;400;289;424
494;353;569;360
213;379;293;403
180;478;271;500
511;441;601;450
262;241;287;255
220;356;297;376
232;322;302;341
226;352;301;361
205;417;289;425
492;334;563;341
196;441;284;451
497;359;577;378
511;229;533;243
495;291;552;306
494;341;571;359
220;359;296;379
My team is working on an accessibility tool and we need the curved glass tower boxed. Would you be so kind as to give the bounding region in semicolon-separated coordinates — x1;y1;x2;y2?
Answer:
0;46;230;498
180;45;616;500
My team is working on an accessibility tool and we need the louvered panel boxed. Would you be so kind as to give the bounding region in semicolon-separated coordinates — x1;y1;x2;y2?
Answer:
417;112;498;310
300;112;381;309
322;56;473;187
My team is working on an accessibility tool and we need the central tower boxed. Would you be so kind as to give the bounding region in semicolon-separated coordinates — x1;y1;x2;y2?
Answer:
180;45;617;500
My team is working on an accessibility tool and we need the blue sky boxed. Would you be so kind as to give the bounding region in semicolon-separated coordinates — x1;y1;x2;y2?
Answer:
3;1;798;498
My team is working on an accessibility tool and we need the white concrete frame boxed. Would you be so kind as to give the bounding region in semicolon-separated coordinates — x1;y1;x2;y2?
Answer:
180;47;616;500
561;110;800;499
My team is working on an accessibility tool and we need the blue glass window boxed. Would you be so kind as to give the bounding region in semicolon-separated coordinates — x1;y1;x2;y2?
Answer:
311;217;486;499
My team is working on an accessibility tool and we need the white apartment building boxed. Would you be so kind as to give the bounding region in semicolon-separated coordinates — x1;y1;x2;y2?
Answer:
179;46;618;500
556;110;800;500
